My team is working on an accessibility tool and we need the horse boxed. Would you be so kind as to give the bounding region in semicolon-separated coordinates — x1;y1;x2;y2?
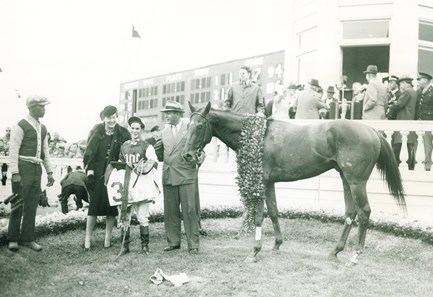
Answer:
182;102;406;264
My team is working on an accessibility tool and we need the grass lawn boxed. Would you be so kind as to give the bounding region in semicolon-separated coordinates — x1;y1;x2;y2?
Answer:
1;217;432;297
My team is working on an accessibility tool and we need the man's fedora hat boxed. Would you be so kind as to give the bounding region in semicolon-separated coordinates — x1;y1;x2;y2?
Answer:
363;65;378;74
287;82;298;90
160;101;185;113
128;116;145;129
26;95;50;108
382;75;399;83
397;74;413;84
326;86;335;94
307;78;320;88
417;72;433;81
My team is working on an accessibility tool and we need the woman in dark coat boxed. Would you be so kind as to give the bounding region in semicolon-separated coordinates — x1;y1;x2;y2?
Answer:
83;106;130;250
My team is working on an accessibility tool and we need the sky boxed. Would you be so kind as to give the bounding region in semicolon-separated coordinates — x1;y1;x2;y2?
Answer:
0;0;291;142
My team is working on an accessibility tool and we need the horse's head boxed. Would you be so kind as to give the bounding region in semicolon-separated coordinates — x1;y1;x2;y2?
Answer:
182;101;213;162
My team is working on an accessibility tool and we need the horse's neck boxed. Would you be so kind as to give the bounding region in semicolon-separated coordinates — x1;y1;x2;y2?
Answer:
209;111;242;151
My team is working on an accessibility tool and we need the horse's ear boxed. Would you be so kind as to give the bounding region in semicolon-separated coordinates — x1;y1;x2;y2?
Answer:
188;101;196;113
204;102;211;115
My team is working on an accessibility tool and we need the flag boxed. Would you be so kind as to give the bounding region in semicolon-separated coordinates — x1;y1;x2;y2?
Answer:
14;89;21;99
132;25;141;38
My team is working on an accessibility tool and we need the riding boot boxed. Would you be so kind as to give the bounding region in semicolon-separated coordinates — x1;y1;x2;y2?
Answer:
120;227;130;255
140;226;150;255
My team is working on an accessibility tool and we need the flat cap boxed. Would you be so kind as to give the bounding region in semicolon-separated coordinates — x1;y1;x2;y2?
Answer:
417;72;433;81
26;95;50;108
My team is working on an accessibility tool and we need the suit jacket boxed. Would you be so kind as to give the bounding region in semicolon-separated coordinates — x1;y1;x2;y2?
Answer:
416;84;433;120
389;87;416;121
294;89;327;119
363;78;387;120
155;122;198;186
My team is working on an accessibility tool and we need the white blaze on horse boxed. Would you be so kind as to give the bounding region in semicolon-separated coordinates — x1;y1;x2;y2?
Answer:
182;102;406;264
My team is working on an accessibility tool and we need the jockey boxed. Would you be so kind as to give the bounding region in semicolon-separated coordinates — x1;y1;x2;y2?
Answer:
117;116;158;255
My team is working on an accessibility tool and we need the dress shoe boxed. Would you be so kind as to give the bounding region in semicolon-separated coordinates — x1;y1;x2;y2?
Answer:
8;241;19;252
21;241;42;252
163;245;180;252
188;248;199;254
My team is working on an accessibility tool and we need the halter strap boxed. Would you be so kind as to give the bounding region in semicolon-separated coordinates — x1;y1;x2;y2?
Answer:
190;112;212;152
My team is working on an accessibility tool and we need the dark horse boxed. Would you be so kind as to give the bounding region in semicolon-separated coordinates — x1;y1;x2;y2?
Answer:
183;102;406;264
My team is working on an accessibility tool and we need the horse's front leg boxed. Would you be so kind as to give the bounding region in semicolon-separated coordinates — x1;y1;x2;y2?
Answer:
244;199;265;263
264;182;283;251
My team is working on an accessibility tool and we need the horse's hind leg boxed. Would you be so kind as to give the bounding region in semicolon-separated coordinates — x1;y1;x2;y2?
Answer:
329;174;357;260
264;182;283;251
349;183;371;265
244;199;265;263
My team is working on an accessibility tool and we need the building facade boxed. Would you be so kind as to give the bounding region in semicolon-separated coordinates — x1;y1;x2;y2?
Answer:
285;0;433;98
119;51;285;129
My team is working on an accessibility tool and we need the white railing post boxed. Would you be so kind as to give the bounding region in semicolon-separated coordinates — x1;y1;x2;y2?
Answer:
400;131;409;171
415;131;425;171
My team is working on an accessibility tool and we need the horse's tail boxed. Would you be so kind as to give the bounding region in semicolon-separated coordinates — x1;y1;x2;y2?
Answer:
376;132;407;213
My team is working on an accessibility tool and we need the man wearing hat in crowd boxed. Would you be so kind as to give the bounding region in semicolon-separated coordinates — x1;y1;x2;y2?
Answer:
265;82;297;120
145;125;160;146
362;65;387;120
223;66;266;117
384;75;401;120
115;116;159;255
324;86;339;119
388;75;418;169
415;72;433;170
154;101;204;254
7;95;55;252
293;78;328;119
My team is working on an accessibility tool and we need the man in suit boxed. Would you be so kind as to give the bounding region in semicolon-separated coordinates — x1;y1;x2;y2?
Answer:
154;101;201;254
384;75;401;120
145;125;160;146
362;65;387;120
293;78;328;119
388;75;417;169
415;72;433;170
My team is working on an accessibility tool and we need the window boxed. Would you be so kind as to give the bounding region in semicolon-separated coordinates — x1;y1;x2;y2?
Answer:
191;79;195;90
163;85;167;94
206;77;211;88
195;79;200;89
418;48;433;75
342;20;389;39
297;27;317;52
419;21;433;43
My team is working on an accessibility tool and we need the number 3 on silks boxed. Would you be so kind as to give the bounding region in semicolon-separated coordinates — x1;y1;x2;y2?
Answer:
110;181;123;202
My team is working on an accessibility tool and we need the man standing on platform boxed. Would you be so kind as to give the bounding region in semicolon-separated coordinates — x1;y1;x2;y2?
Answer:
415;72;433;171
7;95;55;252
362;65;387;120
388;75;417;169
223;66;265;117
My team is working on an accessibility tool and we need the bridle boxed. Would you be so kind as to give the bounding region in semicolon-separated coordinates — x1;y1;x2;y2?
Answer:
190;112;213;153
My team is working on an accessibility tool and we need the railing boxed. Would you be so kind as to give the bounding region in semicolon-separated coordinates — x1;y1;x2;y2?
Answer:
1;120;432;227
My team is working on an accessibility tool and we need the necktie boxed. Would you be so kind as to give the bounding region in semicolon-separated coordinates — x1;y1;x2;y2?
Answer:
172;125;177;138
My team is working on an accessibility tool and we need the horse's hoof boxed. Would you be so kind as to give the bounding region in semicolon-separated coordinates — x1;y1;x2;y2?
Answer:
327;253;340;262
244;256;257;263
272;248;281;255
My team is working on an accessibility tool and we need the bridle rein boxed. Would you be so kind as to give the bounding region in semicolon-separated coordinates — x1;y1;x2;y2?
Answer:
190;112;212;153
